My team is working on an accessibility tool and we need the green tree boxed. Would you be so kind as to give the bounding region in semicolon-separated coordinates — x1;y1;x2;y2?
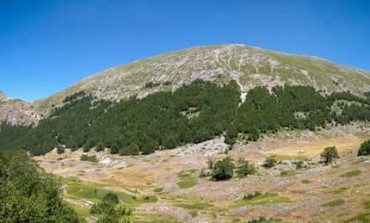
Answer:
96;142;105;152
358;140;370;156
211;157;235;181
0;151;79;222
90;193;132;223
320;146;339;165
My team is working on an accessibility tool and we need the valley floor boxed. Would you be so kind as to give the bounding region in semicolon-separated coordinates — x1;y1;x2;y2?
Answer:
35;124;370;223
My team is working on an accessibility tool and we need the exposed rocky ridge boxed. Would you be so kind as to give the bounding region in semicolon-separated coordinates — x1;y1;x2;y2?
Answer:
3;44;370;125
0;90;41;125
0;99;40;125
0;91;7;101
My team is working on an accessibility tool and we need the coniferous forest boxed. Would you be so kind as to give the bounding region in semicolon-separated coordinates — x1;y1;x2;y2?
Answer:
1;80;370;156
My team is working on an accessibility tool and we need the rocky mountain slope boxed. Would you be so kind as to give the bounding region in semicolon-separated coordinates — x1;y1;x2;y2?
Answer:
0;91;7;101
0;91;40;125
2;44;370;125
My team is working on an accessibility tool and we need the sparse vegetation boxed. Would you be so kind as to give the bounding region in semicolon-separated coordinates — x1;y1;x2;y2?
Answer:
301;179;311;184
177;171;198;189
321;199;345;207
322;187;348;194
236;192;290;206
365;200;370;209
80;154;98;162
262;157;278;169
172;196;213;211
236;160;256;177
248;217;282;223
153;187;164;193
340;169;361;178
345;213;370;223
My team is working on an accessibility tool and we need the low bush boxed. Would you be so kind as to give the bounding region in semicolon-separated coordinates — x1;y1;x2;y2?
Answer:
80;154;98;162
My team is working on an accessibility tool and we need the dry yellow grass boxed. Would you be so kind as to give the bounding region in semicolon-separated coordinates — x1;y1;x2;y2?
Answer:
265;137;362;159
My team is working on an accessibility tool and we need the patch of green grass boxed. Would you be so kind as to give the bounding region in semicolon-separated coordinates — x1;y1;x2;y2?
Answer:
134;213;181;223
345;213;370;223
177;178;198;189
189;210;198;217
235;193;290;206
64;202;89;223
177;171;192;178
64;178;157;206
154;187;164;193
176;171;198;189
270;154;309;161
321;187;348;194
321;199;345;207
301;179;311;184
340;169;362;178
365;200;370;209
172;196;213;210
280;170;298;176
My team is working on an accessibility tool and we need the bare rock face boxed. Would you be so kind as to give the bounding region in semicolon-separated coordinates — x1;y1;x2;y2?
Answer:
0;100;40;125
0;90;40;126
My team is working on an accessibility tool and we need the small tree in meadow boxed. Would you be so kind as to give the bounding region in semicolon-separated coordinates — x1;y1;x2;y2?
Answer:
320;146;339;165
211;156;235;181
358;140;370;156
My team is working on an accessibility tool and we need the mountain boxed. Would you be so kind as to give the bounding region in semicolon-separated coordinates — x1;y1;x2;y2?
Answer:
0;91;7;101
37;44;370;106
0;90;39;125
2;44;370;125
0;95;40;125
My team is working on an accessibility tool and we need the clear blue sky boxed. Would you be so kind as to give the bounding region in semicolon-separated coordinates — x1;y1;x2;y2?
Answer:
1;0;369;102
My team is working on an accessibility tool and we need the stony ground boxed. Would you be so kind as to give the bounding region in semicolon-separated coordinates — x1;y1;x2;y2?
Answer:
35;123;370;223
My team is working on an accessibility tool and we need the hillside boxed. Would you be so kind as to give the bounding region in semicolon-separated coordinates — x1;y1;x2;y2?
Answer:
0;90;40;125
36;44;370;110
1;44;370;156
3;44;370;125
35;124;370;223
0;91;7;101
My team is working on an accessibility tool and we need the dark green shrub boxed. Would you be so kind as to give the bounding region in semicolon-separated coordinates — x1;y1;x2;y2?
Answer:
358;140;370;156
293;160;304;169
96;142;105;152
211;157;235;181
262;157;277;169
56;147;65;154
80;154;98;162
321;146;339;164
